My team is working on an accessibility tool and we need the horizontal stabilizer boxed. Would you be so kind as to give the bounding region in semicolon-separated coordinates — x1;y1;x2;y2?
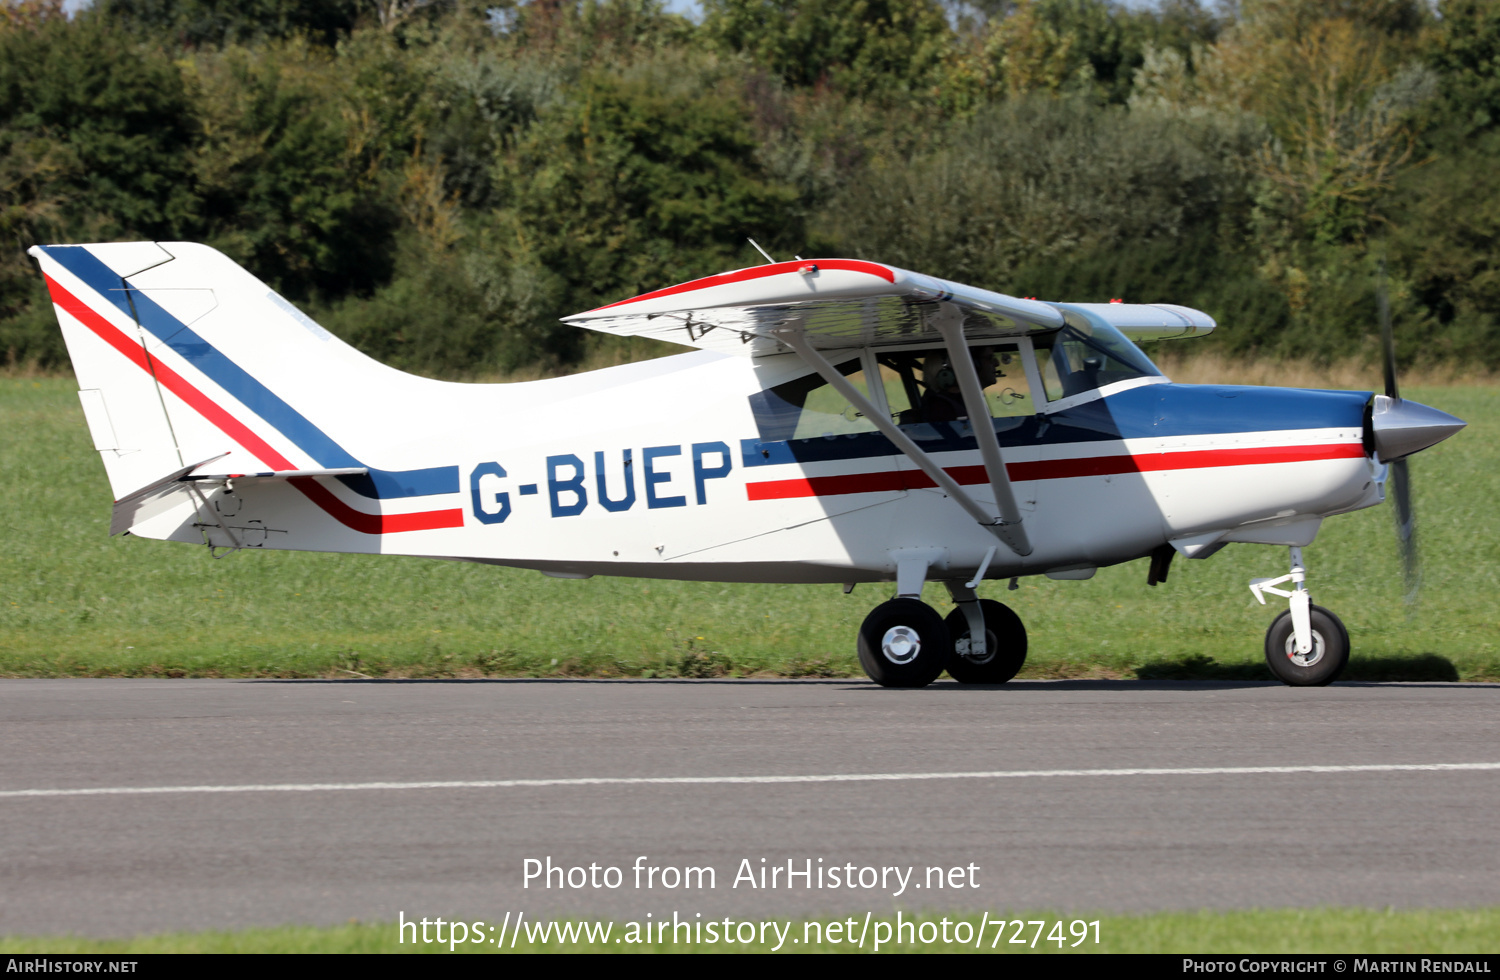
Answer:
110;458;373;537
110;455;224;536
182;466;369;483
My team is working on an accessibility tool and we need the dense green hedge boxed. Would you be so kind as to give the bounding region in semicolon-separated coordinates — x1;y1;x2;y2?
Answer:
2;0;1497;376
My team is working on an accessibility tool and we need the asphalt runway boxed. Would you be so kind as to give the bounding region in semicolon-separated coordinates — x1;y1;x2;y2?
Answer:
2;678;1498;938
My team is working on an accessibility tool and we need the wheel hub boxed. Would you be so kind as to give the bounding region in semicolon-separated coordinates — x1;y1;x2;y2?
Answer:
1284;630;1325;667
880;626;922;665
955;630;997;664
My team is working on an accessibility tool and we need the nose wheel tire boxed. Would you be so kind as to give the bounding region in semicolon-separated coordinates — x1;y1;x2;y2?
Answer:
944;599;1027;684
857;598;950;688
1263;604;1350;686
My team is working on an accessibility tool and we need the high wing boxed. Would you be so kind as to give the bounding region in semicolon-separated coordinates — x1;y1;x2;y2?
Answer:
563;258;1215;356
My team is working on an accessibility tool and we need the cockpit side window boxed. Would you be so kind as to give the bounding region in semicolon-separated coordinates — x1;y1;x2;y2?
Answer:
877;344;1034;426
1033;322;1161;402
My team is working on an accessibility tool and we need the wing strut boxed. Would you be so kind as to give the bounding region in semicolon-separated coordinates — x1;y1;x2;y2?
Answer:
931;302;1031;556
774;322;1032;557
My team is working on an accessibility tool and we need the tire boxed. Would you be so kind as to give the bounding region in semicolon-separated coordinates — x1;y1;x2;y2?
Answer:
857;598;950;688
945;599;1027;684
1264;604;1350;686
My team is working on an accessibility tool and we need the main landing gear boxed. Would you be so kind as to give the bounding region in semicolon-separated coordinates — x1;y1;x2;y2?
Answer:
856;583;1028;688
1250;546;1350;686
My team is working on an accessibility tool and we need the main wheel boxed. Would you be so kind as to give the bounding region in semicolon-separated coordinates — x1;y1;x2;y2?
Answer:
1264;604;1350;686
945;599;1027;684
857;598;950;688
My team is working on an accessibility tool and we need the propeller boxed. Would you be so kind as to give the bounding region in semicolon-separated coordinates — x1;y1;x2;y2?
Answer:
1377;260;1419;606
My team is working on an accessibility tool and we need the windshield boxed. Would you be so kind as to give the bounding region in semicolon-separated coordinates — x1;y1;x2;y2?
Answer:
1033;321;1161;402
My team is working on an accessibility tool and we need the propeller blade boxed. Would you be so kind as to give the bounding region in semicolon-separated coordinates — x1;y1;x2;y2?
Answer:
1389;456;1419;606
1378;259;1418;605
1378;258;1399;400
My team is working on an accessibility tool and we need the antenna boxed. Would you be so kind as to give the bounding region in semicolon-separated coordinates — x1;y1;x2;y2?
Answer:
747;238;776;265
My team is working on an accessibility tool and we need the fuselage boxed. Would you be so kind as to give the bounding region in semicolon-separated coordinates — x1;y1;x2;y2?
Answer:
130;348;1381;585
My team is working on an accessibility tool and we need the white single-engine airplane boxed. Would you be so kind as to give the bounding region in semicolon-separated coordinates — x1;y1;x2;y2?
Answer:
30;242;1465;687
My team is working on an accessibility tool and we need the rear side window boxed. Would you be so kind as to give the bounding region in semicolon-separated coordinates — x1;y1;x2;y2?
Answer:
747;358;878;442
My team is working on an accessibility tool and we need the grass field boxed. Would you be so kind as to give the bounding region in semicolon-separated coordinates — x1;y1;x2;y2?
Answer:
1;377;1494;681
4;908;1499;953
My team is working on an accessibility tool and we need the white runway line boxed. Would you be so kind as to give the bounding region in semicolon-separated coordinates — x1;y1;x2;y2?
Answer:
2;762;1498;799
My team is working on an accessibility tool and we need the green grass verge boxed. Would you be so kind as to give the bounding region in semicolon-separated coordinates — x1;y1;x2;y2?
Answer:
2;379;1495;681
4;908;1498;953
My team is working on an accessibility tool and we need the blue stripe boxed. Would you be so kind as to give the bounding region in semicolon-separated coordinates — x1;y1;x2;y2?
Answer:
744;384;1371;467
43;246;458;500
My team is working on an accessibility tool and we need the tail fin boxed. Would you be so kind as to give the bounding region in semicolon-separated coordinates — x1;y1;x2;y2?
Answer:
29;242;464;537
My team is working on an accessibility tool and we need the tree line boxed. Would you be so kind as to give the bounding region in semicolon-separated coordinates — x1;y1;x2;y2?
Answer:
1;0;1496;377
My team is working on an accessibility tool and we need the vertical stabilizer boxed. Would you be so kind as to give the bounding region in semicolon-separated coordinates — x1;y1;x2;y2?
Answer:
29;241;470;544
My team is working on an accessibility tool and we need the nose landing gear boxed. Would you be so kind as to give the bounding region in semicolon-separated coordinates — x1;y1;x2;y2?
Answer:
1251;547;1350;686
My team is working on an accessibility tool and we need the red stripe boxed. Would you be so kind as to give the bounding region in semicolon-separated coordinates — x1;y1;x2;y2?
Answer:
745;444;1367;501
748;469;921;500
588;260;896;313
287;478;462;534
46;276;463;534
1016;443;1367;480
46;278;154;374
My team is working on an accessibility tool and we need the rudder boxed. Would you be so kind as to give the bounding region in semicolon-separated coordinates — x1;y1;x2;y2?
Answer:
31;243;191;500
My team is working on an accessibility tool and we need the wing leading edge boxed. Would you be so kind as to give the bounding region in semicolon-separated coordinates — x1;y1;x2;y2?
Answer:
563;259;1064;356
563;259;1214;356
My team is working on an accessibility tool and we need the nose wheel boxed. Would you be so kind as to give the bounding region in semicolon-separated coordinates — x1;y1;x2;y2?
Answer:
1251;547;1350;686
1264;604;1349;686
